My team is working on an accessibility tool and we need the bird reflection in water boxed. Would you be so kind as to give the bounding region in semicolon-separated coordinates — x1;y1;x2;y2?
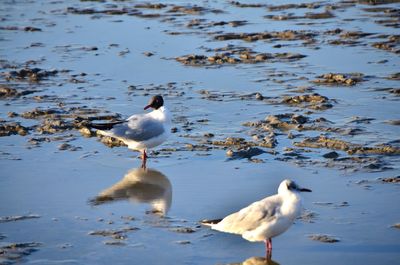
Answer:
90;168;172;216
226;256;280;265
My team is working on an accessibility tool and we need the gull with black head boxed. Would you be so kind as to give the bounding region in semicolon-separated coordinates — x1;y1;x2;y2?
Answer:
90;95;171;168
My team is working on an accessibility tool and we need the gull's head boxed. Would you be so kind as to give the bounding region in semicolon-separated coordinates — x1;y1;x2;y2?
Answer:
144;95;164;110
278;179;312;195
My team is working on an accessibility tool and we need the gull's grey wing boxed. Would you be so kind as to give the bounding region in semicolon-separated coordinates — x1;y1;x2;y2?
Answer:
213;198;279;234
89;120;125;130
110;117;165;142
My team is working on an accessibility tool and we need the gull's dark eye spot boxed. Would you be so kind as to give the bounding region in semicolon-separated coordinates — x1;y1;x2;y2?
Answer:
286;181;297;191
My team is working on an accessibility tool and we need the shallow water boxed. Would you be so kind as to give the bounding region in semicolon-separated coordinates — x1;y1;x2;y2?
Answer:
1;0;399;264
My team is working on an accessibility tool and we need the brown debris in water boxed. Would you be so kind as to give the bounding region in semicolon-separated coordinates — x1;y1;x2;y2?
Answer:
0;122;29;136
0;242;42;263
229;1;266;8
58;143;81;151
378;176;400;183
214;30;316;42
375;18;400;29
196;89;265;101
281;93;334;110
326;30;375;46
308;234;340;243
294;136;353;151
187;19;247;29
385;120;400;125
226;147;266;159
66;7;132;15
389;88;400;95
134;3;167;9
358;0;400;5
0;26;42;31
337;156;388;171
21;108;62;119
0;85;37;98
212;137;255;148
265;114;309;131
67;4;222;17
36;118;74;134
242;114;363;144
243;114;344;134
387;72;400;80
372;35;400;54
268;2;323;11
312;73;364;86
103;240;126;246
298;210;318;223
1;106;124;147
391;223;400;228
169;227;197;233
265;11;335;20
348;145;400;155
88;227;139;240
79;127;94;137
185;143;212;152
0;214;40;223
211;135;277;150
167;5;223;15
176;51;306;66
3;67;58;82
294;135;400;155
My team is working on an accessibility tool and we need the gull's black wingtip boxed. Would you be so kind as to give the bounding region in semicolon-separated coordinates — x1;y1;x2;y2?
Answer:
200;218;222;226
88;120;125;130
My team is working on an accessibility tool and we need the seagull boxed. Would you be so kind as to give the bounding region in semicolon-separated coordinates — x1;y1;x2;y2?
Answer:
90;167;172;216
202;179;311;257
90;95;171;168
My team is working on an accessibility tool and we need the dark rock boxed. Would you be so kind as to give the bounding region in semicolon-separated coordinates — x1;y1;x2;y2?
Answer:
323;151;339;159
226;147;266;159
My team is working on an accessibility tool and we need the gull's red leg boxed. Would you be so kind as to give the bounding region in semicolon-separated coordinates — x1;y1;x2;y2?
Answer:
264;238;272;258
141;150;147;169
267;238;272;252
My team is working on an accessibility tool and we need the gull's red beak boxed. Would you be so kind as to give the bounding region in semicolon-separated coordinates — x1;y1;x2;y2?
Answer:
144;104;151;110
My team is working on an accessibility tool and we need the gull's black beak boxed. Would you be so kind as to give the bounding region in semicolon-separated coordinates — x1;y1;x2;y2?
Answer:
144;104;151;110
299;188;312;192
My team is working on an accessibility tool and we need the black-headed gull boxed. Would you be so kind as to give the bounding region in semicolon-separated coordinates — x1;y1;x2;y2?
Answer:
90;95;171;168
202;179;311;257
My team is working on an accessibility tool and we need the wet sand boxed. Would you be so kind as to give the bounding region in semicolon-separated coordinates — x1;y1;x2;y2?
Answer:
0;0;399;264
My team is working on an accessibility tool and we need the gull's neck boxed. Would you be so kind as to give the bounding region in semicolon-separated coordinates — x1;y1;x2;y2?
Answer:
279;190;302;219
150;106;171;123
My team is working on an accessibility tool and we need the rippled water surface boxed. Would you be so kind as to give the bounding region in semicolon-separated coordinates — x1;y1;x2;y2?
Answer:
0;0;399;264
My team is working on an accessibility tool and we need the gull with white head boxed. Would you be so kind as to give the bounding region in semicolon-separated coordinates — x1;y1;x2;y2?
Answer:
90;95;171;168
202;179;311;257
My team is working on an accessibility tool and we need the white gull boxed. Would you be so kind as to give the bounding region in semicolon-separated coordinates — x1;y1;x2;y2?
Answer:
202;179;311;257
